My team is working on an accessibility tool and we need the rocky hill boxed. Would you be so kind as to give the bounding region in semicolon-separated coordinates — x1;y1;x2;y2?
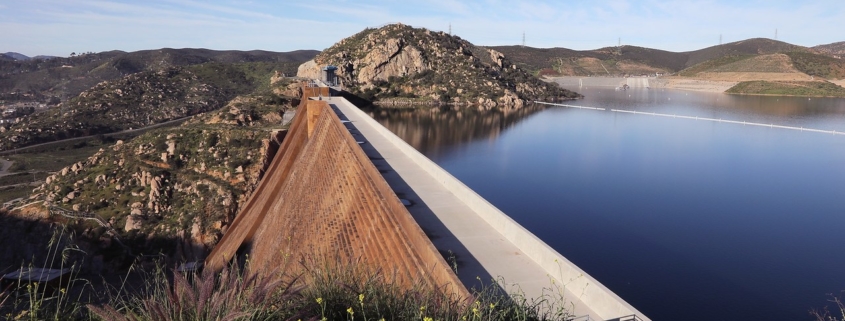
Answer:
0;62;295;151
0;48;318;105
813;41;845;56
297;23;580;107
7;84;300;269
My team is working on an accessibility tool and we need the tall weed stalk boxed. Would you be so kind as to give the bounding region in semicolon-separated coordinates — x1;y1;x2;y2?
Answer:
1;226;91;320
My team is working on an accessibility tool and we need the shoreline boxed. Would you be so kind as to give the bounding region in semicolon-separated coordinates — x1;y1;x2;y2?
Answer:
546;76;736;94
652;78;737;93
548;76;845;96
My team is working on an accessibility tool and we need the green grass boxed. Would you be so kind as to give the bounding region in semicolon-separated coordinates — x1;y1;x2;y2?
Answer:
679;54;754;76
84;257;575;321
0;231;577;321
4;144;104;173
726;80;845;97
0;172;49;187
0;227;91;321
2;252;580;320
785;51;845;79
0;185;32;204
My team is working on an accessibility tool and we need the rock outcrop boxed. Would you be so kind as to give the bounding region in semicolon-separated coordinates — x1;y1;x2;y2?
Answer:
24;88;298;265
297;23;580;106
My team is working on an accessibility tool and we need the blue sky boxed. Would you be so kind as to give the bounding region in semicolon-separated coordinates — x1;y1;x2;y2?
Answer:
2;0;844;57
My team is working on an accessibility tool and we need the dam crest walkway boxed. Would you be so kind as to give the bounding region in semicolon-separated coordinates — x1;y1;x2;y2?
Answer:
326;97;648;321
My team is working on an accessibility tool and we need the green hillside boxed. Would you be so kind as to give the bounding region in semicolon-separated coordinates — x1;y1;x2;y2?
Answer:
726;81;845;97
494;38;845;81
0;49;318;105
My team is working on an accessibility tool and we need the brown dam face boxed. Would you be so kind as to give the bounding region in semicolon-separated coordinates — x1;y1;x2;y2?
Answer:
206;97;467;298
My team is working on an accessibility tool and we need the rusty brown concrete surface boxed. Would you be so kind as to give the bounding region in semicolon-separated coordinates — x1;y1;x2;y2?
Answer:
205;99;467;297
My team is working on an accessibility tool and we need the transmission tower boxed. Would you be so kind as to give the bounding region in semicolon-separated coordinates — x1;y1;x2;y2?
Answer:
617;37;621;54
448;23;451;35
775;28;778;40
719;34;722;45
522;32;525;47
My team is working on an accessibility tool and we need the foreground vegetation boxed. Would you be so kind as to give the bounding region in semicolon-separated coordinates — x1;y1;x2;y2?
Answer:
0;226;575;321
726;80;845;97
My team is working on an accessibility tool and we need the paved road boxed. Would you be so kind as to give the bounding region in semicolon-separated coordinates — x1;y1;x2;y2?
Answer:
0;159;12;177
0;116;190;156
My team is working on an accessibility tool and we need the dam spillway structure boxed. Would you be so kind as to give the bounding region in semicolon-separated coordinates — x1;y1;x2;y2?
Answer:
204;99;467;297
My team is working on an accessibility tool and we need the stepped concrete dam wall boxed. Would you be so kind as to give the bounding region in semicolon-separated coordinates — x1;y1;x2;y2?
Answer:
206;83;649;320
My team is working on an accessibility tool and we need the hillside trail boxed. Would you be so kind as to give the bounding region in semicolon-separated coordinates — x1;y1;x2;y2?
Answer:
0;115;190;156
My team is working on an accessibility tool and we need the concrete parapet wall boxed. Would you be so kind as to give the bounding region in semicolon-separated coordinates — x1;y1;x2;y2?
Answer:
339;98;649;320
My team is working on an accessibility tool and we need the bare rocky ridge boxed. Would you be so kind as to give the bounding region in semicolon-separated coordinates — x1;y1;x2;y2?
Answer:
297;23;580;107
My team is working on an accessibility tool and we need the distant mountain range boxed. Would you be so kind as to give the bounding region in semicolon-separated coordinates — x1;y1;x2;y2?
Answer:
1;52;59;61
489;38;845;79
0;48;319;151
0;48;319;104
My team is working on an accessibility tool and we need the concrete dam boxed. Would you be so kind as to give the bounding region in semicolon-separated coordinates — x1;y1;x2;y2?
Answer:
205;87;649;321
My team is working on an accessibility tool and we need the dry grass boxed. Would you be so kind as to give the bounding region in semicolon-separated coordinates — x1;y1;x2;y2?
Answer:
82;256;578;321
812;294;845;321
88;263;303;321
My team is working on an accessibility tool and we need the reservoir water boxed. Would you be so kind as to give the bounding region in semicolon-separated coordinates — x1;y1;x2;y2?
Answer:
367;87;845;321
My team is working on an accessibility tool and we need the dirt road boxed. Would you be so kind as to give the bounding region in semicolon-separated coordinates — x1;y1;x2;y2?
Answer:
0;159;12;177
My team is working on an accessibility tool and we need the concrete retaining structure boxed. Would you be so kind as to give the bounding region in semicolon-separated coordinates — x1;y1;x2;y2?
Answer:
331;96;649;321
205;100;467;297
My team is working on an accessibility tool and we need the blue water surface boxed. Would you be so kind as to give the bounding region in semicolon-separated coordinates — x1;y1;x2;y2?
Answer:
371;88;845;321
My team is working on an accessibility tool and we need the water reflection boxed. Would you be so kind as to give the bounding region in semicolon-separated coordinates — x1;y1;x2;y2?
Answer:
364;104;549;158
559;87;845;131
368;89;845;321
